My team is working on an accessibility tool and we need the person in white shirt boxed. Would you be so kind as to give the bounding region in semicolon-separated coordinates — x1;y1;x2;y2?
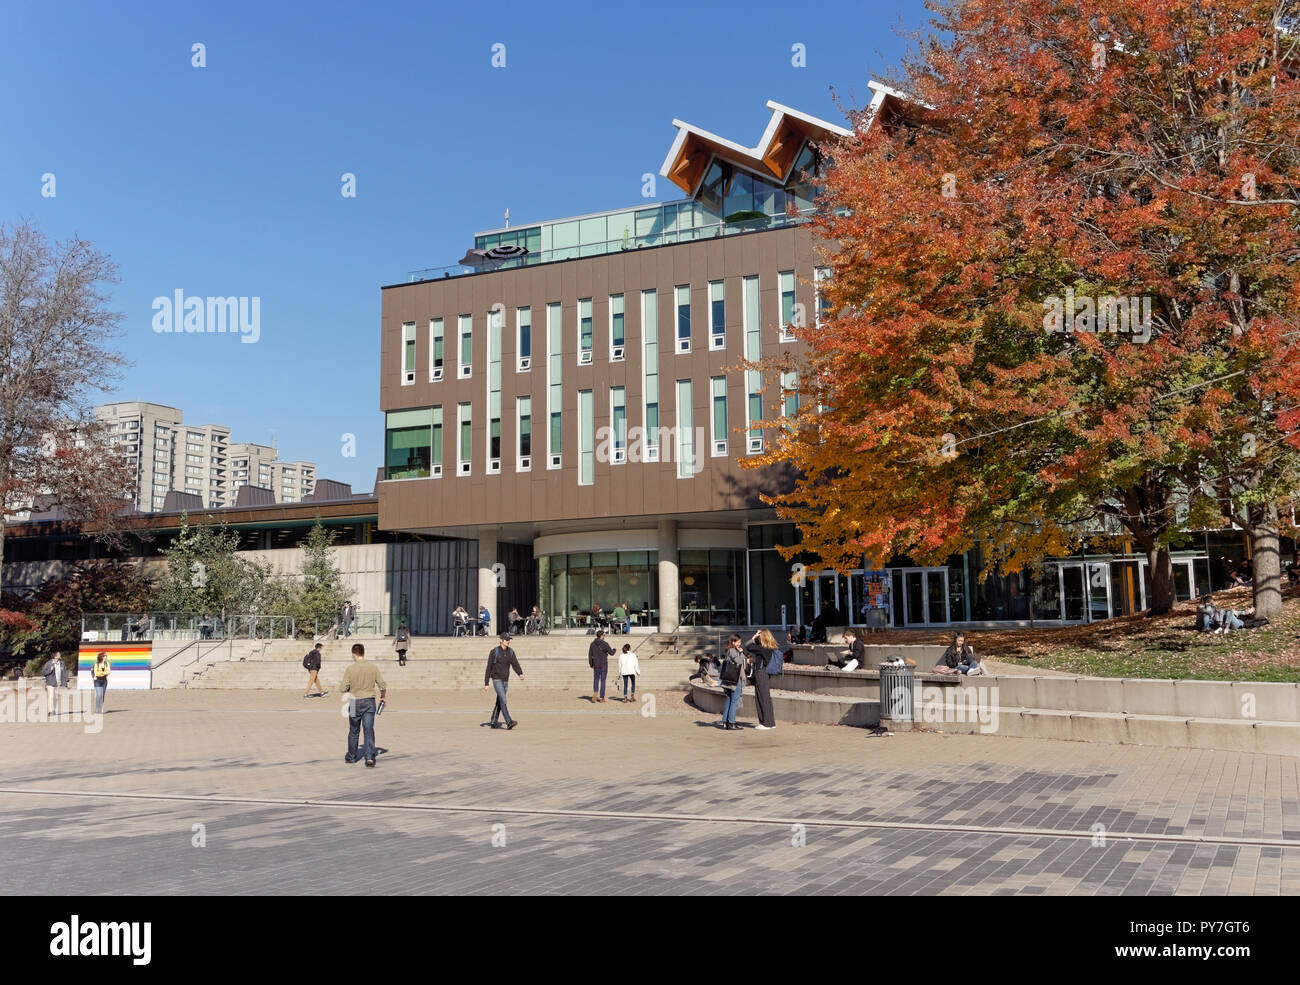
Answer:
618;643;641;703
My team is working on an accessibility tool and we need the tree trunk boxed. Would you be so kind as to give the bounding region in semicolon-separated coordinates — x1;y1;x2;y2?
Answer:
1146;545;1175;615
1250;503;1283;620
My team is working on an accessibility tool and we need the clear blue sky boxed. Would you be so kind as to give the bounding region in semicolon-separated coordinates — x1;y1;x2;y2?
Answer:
0;0;925;492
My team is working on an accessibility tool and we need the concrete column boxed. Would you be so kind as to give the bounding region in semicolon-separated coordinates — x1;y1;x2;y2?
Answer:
657;519;679;632
477;527;499;635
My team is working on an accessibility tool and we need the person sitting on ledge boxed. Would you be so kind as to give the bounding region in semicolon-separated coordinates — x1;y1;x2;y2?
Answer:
827;627;866;671
933;632;975;676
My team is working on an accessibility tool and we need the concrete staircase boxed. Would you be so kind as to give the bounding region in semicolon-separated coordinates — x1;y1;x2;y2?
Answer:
183;634;694;691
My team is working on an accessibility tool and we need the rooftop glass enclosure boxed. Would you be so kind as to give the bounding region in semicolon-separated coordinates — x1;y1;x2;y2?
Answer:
405;144;826;282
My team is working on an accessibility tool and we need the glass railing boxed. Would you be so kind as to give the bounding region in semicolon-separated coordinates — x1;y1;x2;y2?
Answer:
405;209;815;283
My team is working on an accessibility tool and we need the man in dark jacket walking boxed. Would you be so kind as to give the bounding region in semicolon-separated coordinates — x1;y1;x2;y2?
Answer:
588;630;615;703
302;642;327;698
483;633;523;729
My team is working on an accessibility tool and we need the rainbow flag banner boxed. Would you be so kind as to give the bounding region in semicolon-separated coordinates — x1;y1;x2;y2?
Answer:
77;642;152;691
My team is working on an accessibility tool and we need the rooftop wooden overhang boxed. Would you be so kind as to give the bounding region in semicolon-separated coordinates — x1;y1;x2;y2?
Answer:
658;83;907;196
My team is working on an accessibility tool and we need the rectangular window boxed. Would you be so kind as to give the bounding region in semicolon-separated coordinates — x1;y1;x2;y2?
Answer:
516;307;531;371
815;267;830;329
779;271;796;341
385;407;432;479
611;387;626;463
709;281;725;349
458;314;472;379
711;376;728;456
676;379;694;478
642;290;660;460
743;275;763;453
609;294;625;361
579;389;594;485
430;318;444;380
781;370;799;420
547;302;562;467
457;402;472;476
675;285;691;353
487;306;502;472
431;407;443;475
578;298;594;364
517;395;532;470
402;322;417;383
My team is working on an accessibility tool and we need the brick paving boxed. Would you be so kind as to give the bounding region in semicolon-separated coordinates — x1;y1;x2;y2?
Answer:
0;688;1297;894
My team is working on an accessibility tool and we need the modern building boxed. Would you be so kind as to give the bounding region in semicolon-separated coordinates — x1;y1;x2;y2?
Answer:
379;91;1251;633
96;403;316;512
379;94;899;631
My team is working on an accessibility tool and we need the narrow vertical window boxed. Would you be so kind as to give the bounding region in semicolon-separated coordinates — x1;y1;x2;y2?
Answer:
457;402;472;476
779;270;796;341
430;318;444;381
815;267;830;329
487;306;502;473
609;294;625;361
579;389;594;485
743;275;763;453
708;281;725;349
517;396;532;470
611;387;626;463
711;376;727;456
547;302;562;467
642;290;660;461
458;314;473;379
675;285;691;353
516;307;532;371
676;379;694;478
578;298;594;364
431;406;443;476
401;323;416;384
781;370;799;421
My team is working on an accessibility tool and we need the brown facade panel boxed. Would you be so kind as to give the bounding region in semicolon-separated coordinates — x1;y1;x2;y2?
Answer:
380;226;819;531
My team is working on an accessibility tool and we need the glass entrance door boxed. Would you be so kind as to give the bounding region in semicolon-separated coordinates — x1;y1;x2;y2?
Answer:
898;567;950;626
1060;564;1086;622
1058;562;1111;623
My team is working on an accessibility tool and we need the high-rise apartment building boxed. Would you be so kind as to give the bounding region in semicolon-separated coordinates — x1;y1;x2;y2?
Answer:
96;403;316;512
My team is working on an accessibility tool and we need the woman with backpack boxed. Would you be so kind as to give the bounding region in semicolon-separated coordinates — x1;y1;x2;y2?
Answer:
717;634;746;730
745;628;779;730
393;623;411;667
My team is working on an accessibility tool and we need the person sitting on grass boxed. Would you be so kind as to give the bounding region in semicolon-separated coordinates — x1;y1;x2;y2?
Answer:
933;632;975;676
1195;595;1220;633
1214;605;1267;634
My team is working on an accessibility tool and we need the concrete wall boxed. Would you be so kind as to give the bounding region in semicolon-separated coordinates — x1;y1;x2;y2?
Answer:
243;540;477;637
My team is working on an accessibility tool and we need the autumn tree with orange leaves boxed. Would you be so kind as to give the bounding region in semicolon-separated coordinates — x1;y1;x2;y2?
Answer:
750;0;1300;617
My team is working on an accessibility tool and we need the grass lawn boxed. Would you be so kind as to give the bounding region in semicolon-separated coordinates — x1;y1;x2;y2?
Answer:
860;586;1300;682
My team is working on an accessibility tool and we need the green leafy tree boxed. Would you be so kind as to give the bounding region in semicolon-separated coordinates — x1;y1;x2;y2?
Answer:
152;517;258;620
294;519;349;634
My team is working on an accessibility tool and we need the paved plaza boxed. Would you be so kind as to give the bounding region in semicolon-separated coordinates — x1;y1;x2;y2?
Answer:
1;688;1298;895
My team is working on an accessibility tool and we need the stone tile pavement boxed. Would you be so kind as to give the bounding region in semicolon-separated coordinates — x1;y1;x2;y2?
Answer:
0;689;1297;895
